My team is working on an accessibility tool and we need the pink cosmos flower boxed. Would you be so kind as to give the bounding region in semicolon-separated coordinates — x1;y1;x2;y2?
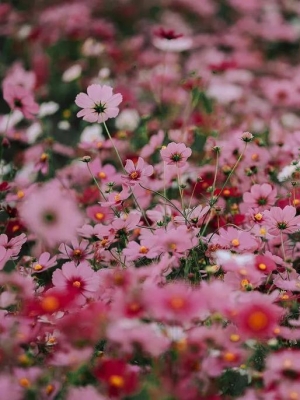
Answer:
145;282;204;323
52;261;100;306
153;28;193;52
32;252;57;274
160;142;192;167
212;227;258;252
243;183;277;210
0;233;26;259
75;84;122;123
18;182;83;247
264;205;300;235
140;130;165;158
58;239;93;263
121;157;153;187
232;292;283;339
3;84;39;120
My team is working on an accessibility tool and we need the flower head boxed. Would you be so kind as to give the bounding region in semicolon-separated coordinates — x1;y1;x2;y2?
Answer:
160;142;192;168
122;157;153;187
75;84;122;123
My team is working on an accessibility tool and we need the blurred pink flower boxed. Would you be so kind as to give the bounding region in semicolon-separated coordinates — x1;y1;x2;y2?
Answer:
32;252;57;274
75;84;122;123
18;182;83;247
3;84;39;120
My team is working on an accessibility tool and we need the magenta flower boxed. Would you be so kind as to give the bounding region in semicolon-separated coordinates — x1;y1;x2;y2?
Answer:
121;157;154;187
52;261;100;305
160;142;192;168
75;84;122;123
264;205;300;235
3;83;39;120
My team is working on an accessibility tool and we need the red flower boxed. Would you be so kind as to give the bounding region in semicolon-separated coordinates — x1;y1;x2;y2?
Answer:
94;359;138;398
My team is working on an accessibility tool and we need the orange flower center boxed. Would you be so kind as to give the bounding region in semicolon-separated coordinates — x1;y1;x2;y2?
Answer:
247;310;269;332
293;199;300;206
73;280;81;288
41;296;60;313
96;212;104;220
258;263;267;271
33;264;43;271
19;378;30;388
17;190;25;199
231;239;240;247
223;189;230;196
251;153;259;161
170;296;185;310
73;249;82;257
45;384;55;395
40;153;49;162
129;171;139;180
109;375;125;388
98;171;107;179
139;246;149;254
223;352;237;362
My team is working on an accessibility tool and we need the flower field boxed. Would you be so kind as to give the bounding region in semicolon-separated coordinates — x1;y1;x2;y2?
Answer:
2;1;300;399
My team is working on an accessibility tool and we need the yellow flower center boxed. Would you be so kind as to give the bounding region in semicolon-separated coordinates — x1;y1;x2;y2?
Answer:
293;199;300;206
223;189;230;196
72;281;81;288
254;213;263;221
95;212;104;220
17;190;25;199
129;171;139;180
230;334;240;342
33;264;43;271
114;194;121;202
258;263;267;271
169;243;177;251
231;239;240;247
259;227;267;235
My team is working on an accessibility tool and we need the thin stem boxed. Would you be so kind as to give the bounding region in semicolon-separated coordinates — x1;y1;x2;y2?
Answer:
103;122;125;171
87;163;108;201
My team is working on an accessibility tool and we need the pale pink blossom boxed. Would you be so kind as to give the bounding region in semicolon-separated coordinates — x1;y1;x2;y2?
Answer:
122;157;153;187
75;84;122;123
264;206;300;235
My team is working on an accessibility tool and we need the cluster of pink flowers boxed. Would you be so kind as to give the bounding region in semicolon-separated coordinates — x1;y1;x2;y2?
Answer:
3;1;300;399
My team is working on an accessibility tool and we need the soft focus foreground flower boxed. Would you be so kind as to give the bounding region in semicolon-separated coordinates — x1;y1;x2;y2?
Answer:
18;182;83;247
94;358;138;398
52;261;100;305
3;83;39;119
75;84;122;123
